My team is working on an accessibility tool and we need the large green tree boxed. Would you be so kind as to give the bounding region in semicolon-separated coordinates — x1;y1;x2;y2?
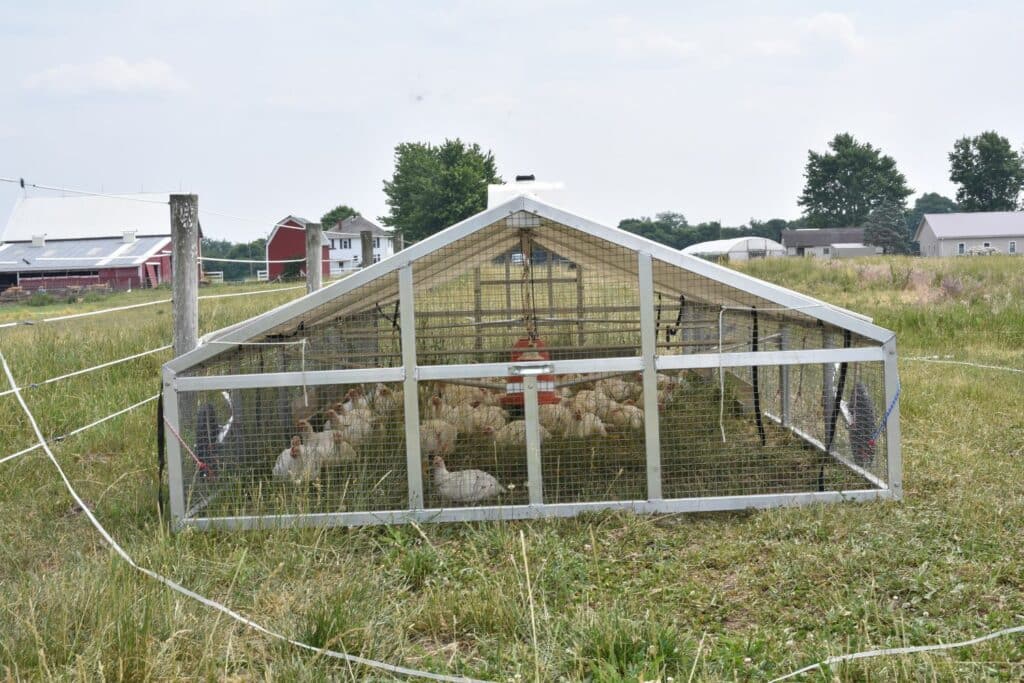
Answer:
380;139;500;243
798;133;913;228
948;131;1024;211
320;204;359;229
863;200;909;254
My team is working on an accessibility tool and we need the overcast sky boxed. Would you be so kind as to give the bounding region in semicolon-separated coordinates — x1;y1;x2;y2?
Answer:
2;1;1023;241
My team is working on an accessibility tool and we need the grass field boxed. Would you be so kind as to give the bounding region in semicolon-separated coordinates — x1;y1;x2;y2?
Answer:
1;258;1022;681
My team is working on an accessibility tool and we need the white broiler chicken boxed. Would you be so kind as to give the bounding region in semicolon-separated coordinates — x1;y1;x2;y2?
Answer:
322;432;358;466
325;409;374;448
296;419;337;461
420;419;458;456
273;436;322;485
488;420;551;447
372;383;403;414
596;377;633;402
471;405;508;434
573;389;613;419
430;456;505;503
567;409;608;439
607;403;644;431
341;387;370;412
538;400;573;436
442;403;477;435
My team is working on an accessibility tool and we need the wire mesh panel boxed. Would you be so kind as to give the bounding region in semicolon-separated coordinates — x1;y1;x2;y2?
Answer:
184;271;402;377
658;361;888;499
174;381;409;520
417;376;526;509
410;215;642;365
540;370;648;504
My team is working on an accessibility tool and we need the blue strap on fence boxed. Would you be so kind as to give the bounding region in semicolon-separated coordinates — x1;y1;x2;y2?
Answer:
869;380;901;445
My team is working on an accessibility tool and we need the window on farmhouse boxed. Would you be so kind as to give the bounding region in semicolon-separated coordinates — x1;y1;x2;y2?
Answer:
957;243;966;255
341;238;351;249
374;237;380;248
1010;241;1017;254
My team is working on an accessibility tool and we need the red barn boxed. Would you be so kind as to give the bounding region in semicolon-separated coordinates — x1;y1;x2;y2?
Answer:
265;216;329;281
0;193;198;292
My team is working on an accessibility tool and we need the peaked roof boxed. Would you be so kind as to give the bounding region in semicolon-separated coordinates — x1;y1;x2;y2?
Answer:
780;227;864;248
0;235;169;273
336;215;391;236
168;195;893;373
914;211;1024;241
2;193;173;243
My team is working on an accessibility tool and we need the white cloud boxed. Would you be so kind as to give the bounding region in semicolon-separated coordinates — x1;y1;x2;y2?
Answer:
607;16;700;60
800;12;866;53
23;57;187;94
750;12;865;59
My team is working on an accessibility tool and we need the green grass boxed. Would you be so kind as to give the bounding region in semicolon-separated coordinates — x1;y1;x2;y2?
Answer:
2;259;1024;681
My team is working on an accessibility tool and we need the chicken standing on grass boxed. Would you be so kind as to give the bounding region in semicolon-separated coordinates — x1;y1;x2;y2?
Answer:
430;455;505;502
487;420;551;447
420;419;458;456
272;436;322;484
567;409;608;439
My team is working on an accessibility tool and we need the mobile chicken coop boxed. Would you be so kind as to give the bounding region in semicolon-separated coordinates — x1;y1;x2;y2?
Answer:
162;194;902;530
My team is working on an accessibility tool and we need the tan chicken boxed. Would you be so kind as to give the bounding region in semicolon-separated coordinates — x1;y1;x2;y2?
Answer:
573;389;612;418
607;403;644;431
430;456;505;502
323;432;358;465
487;420;551;447
442;402;477;435
296;419;337;460
441;383;489;406
596;377;633;402
538;401;574;436
471;404;508;434
420;419;458;456
341;387;370;412
325;409;373;447
273;436;322;484
331;400;374;424
566;409;608;439
372;384;403;414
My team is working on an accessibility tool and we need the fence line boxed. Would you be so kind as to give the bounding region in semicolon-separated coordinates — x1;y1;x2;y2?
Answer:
0;284;305;330
0;177;171;204
0;393;160;466
770;623;1024;682
0;353;491;683
904;356;1023;374
0;345;172;399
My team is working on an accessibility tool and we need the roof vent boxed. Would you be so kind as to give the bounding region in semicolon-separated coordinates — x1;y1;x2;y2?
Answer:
122;230;137;244
31;234;45;247
515;174;536;182
487;177;566;209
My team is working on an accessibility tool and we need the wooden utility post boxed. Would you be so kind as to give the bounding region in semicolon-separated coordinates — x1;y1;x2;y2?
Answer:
170;194;199;356
361;230;374;269
305;222;323;293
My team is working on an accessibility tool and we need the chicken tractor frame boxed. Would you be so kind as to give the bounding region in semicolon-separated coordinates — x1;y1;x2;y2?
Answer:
163;196;902;531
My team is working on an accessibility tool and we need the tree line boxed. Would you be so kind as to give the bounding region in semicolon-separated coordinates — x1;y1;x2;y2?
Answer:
205;130;1024;278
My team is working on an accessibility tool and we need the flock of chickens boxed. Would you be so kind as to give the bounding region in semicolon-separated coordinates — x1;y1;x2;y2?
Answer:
271;372;682;503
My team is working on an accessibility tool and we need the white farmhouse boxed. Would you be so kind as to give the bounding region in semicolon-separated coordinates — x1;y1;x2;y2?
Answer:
324;216;396;275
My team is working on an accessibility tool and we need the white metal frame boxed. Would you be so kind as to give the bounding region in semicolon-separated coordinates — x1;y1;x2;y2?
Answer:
163;195;902;530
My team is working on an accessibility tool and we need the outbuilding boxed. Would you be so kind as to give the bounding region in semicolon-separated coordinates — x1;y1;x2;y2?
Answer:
914;211;1024;257
681;236;786;262
0;193;186;292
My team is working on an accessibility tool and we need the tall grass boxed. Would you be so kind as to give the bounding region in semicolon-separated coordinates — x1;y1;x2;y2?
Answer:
1;263;1023;681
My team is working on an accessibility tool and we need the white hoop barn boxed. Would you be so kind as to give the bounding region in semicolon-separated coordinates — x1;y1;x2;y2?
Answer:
162;195;902;530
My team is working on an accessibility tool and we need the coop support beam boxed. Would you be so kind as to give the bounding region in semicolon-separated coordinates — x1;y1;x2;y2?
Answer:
399;264;424;509
162;367;186;525
883;336;903;499
174;367;405;392
170;194;199;356
780;327;791;427
305;222;322;293
656;346;883;371
523;375;544;505
182;489;894;530
637;252;663;500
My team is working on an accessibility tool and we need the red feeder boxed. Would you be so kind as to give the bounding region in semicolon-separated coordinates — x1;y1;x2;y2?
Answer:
501;337;561;406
